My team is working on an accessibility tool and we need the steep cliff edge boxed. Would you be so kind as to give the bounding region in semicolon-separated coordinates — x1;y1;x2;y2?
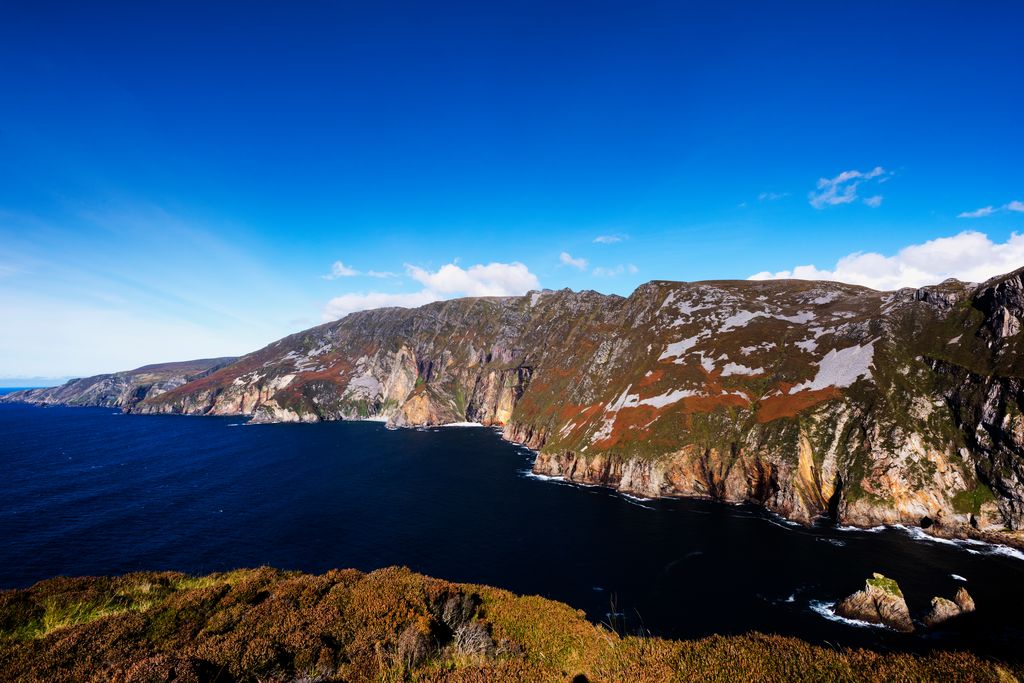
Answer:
12;269;1024;546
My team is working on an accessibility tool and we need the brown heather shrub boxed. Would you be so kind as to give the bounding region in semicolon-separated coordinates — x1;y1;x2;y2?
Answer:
0;566;1019;682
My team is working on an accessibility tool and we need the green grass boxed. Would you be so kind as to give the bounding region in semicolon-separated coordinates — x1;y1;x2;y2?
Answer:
953;483;998;515
36;595;129;636
866;573;904;599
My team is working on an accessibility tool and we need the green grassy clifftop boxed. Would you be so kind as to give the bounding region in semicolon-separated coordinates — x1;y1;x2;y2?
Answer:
0;567;1018;682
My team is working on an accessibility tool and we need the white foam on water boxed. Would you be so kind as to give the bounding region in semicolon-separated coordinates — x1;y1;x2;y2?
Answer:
985;544;1024;561
521;470;562;482
521;471;598;489
760;510;803;528
816;537;846;547
835;525;886;533
621;492;655;502
523;470;657;509
809;601;887;630
439;421;485;427
621;495;655;510
891;524;1024;561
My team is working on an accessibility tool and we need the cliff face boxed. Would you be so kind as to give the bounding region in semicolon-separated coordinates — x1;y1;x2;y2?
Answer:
13;269;1024;544
0;358;237;409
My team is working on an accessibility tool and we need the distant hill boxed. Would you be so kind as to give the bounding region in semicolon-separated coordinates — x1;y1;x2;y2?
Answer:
0;357;236;408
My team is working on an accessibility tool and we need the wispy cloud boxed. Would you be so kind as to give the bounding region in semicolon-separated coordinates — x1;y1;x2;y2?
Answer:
863;195;883;208
758;191;788;201
0;203;308;376
592;263;638;277
808;166;890;209
323;262;399;279
749;230;1024;290
322;260;359;279
958;201;1023;218
593;234;625;244
323;261;540;321
559;251;588;270
958;206;996;219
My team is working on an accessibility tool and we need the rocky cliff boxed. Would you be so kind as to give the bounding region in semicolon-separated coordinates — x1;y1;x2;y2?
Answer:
11;269;1024;546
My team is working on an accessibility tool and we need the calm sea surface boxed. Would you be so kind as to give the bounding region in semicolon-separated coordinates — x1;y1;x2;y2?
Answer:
2;393;1023;657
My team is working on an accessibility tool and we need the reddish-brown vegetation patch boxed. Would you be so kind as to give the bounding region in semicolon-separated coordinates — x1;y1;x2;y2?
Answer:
593;405;661;448
756;387;841;423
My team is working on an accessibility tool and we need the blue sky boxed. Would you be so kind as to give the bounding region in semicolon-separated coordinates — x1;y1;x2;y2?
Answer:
1;1;1022;379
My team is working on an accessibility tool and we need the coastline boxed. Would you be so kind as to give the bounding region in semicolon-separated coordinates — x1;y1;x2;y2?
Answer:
4;395;1024;555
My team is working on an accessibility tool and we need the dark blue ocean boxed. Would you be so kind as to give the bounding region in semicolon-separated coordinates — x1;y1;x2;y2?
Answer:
2;394;1023;657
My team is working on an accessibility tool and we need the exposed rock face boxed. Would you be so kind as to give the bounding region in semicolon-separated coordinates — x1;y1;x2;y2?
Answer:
922;587;976;627
11;268;1024;546
0;358;236;409
922;597;962;628
955;586;976;613
835;573;915;633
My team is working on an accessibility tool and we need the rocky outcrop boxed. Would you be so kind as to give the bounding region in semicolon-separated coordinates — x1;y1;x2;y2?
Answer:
922;587;976;627
835;573;915;633
955;586;976;613
12;267;1024;547
922;597;962;628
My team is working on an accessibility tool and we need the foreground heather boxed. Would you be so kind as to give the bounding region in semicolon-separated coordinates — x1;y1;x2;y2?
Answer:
0;566;1018;682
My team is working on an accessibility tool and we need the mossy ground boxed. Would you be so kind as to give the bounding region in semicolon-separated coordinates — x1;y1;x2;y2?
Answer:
953;483;999;515
866;573;904;599
0;566;1018;682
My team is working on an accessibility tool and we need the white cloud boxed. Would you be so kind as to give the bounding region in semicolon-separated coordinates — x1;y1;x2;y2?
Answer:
758;191;788;201
322;260;359;279
808;166;889;209
592;263;639;277
593;235;624;244
366;270;397;278
749;230;1024;290
863;195;883;208
958;201;1024;218
559;251;588;270
322;290;440;320
406;261;540;296
322;261;541;321
958;206;996;219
